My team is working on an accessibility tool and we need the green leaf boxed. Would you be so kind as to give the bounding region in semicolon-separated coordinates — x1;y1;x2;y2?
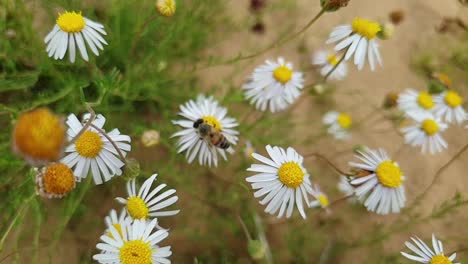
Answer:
0;72;40;92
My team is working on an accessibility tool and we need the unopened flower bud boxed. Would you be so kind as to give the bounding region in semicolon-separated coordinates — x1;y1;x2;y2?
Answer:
156;0;176;17
432;72;452;88
122;158;140;181
389;10;405;25
378;23;395;40
248;240;266;260
383;92;399;109
320;0;351;12
141;130;160;147
427;80;447;94
312;84;326;95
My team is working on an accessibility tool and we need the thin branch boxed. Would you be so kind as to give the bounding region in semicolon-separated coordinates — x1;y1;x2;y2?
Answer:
328;194;353;208
237;215;252;241
322;49;347;83
69;107;96;145
90;123;127;165
304;153;352;176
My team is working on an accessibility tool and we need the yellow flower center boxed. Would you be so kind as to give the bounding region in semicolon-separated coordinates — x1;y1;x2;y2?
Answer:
127;197;149;220
351;17;381;39
327;54;339;66
417;92;435;109
202;115;222;131
318;194;329;207
444;91;463;108
273;65;293;84
376;160;403;188
156;0;176;17
75;131;103;158
430;255;452;264
43;163;76;195
14;107;65;162
278;162;305;188
337;113;352;129
119;240;152;264
421;119;439;136
56;11;85;33
107;223;124;240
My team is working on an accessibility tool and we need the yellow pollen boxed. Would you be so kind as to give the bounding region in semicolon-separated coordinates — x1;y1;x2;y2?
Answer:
318;194;329;207
56;11;85;33
327;54;339;66
376;160;403;188
278;162;305;188
107;223;124;240
156;0;176;17
421;119;439;136
127;197;149;220
75;131;103;158
430;255;453;264
14;107;65;162
202;115;222;131
351;17;382;39
417;92;435;109
43;163;76;195
119;240;152;264
273;66;293;84
444;91;463;108
337;113;352;129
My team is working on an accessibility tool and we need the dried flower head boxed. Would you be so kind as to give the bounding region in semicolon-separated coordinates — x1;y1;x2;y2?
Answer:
321;0;351;12
389;10;405;25
141;129;160;147
13;108;66;166
35;163;77;199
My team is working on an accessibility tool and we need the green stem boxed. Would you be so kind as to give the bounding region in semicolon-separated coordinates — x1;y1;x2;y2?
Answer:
322;49;347;82
304;153;352;176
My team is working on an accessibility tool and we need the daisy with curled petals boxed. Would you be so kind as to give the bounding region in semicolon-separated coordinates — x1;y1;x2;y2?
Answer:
45;11;107;63
434;90;467;125
401;233;460;264
337;175;356;203
93;219;172;264
172;95;239;167
309;184;330;212
401;114;448;155
349;147;406;215
398;89;436;119
243;57;304;113
246;145;313;219
61;113;131;185
116;174;180;221
103;209;132;240
323;111;352;140
312;49;348;81
326;17;383;71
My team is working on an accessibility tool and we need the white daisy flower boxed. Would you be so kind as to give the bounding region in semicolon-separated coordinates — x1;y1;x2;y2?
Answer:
172;95;239;167
103;209;132;240
401;234;460;264
312;49;348;81
398;89;436;119
246;145;313;219
61;113;131;185
243;57;304;113
45;11;108;63
434;90;467;125
349;147;406;215
323;111;352;140
309;184;330;212
337;175;356;203
93;219;172;264
116;174;180;221
326;17;383;71
401;114;448;154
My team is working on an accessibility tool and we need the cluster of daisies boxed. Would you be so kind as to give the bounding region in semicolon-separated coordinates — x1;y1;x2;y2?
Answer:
398;78;467;154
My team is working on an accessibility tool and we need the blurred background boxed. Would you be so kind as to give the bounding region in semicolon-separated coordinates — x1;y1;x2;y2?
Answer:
1;0;467;263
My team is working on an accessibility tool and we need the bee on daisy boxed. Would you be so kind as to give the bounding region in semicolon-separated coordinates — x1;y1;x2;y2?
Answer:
93;219;172;264
434;90;467;125
323;111;353;140
61;113;131;185
172;94;239;167
397;89;436;119
246;145;313;219
309;184;330;212
35;162;77;199
243;57;304;113
401;114;448;154
45;11;108;63
312;49;348;81
115;174;180;221
349;147;406;215
326;17;383;71
401;234;460;264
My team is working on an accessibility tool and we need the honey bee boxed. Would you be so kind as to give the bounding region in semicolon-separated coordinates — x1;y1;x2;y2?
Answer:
193;119;230;149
